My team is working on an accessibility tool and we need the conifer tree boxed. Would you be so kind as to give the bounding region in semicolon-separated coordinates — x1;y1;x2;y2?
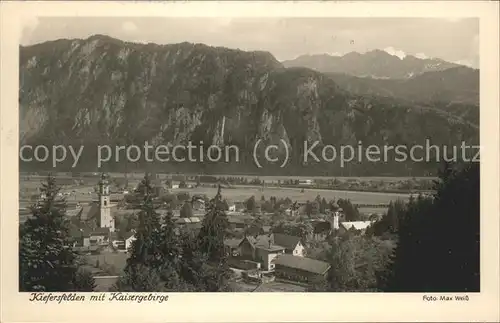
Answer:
381;162;480;292
197;185;229;262
190;185;232;291
180;201;193;218
320;198;328;214
156;211;184;290
121;173;165;290
120;174;186;291
19;174;78;292
246;195;256;213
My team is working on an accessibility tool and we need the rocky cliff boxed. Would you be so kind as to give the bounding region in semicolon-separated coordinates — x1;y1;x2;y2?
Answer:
19;35;479;175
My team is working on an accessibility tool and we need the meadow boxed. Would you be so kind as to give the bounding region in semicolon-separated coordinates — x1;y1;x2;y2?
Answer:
19;173;413;207
175;185;409;205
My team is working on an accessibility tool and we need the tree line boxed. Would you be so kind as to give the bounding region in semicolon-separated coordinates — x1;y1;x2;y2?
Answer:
19;174;234;292
19;175;96;292
114;176;232;291
307;162;480;292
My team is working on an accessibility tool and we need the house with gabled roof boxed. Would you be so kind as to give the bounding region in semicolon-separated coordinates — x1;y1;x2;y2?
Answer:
273;233;306;257
70;226;111;247
230;232;305;271
273;254;331;283
122;231;136;250
239;234;286;271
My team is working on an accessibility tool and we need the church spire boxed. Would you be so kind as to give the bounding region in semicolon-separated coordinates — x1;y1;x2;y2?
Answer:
98;172;114;232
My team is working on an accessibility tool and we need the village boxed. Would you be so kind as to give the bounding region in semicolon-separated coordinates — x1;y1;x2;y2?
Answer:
19;172;384;292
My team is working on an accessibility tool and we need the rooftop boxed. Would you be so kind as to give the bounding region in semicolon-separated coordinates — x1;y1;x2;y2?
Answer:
174;217;200;224
340;221;372;231
121;231;136;240
273;254;331;275
273;233;302;250
224;238;243;249
244;235;286;252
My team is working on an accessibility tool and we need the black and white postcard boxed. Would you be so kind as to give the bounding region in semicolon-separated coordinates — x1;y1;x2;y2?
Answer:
1;1;499;322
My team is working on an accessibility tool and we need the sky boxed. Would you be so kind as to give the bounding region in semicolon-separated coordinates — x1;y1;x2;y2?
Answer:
20;17;479;67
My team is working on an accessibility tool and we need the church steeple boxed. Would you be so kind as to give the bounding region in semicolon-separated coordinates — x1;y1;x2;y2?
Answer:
99;173;110;197
98;172;114;232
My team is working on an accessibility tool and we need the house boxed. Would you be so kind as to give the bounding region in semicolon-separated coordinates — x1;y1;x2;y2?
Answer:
224;238;242;257
123;231;136;250
225;233;305;270
284;208;298;217
234;202;246;212
273;254;331;283
311;220;332;240
239;234;286;271
70;227;111;247
175;217;192;225
228;204;237;212
70;228;90;247
227;217;247;230
298;179;313;187
188;217;201;223
89;228;111;246
273;233;306;257
338;221;372;235
227;228;245;239
172;217;203;233
261;225;272;234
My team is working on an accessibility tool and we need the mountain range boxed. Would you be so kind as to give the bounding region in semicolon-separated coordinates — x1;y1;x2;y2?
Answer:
19;35;479;176
282;50;464;79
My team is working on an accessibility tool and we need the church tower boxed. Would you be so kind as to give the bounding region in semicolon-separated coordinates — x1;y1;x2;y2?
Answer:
98;173;114;232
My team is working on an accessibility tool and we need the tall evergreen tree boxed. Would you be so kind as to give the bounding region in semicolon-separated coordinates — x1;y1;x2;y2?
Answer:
246;195;256;213
337;199;361;221
190;185;232;291
156;211;184;290
382;162;480;292
320;198;328;214
197;185;228;262
180;201;193;218
19;174;78;292
126;174;162;268
119;173;168;291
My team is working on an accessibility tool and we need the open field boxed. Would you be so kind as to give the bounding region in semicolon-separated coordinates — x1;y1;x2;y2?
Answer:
358;206;389;215
19;173;412;213
21;172;436;182
175;186;409;205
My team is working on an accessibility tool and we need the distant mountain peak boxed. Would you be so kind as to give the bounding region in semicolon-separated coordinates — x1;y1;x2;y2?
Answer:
368;49;394;56
382;47;407;60
283;49;462;79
